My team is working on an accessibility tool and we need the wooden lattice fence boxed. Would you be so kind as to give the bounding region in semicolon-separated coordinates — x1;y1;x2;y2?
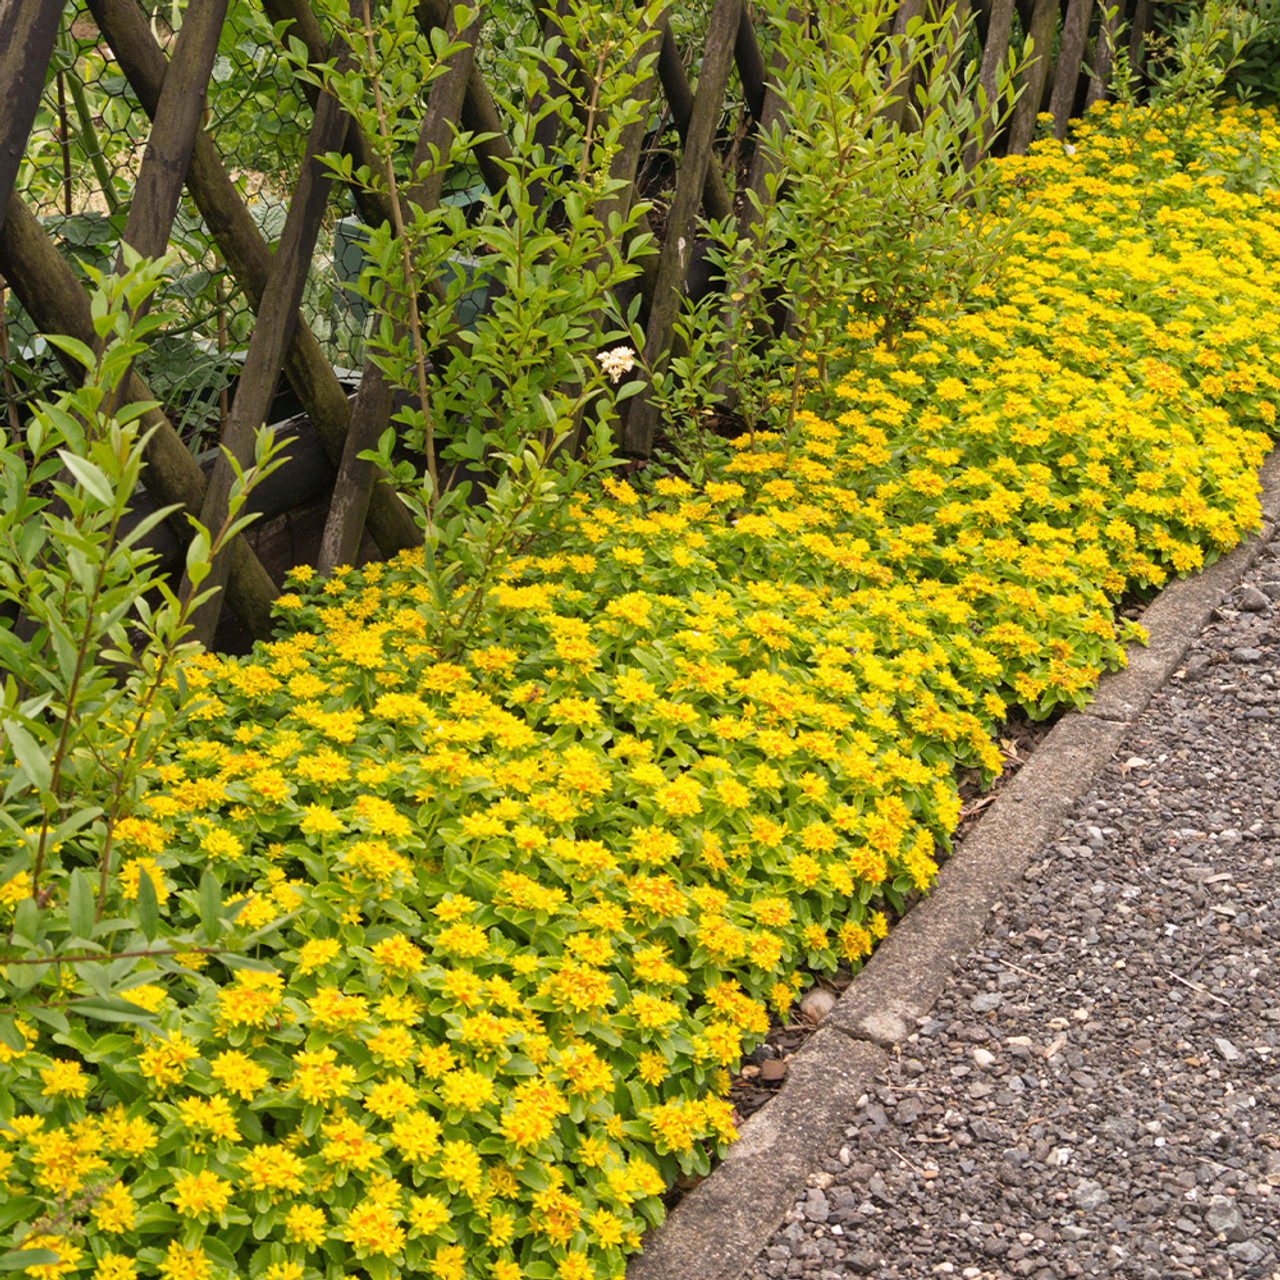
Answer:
0;0;1162;646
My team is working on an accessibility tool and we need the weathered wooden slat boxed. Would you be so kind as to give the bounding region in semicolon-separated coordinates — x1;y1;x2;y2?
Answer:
119;412;340;580
554;5;666;455
883;0;927;131
85;0;421;561
187;68;353;646
1048;0;1095;140
591;8;664;304
0;0;63;234
711;0;798;391
1007;0;1059;155
101;0;228;418
262;0;393;228
528;0;577;211
965;0;1015;166
656;15;733;224
261;0;454;319
408;8;482;211
932;0;973;88
118;0;228;261
739;6;797;243
734;6;767;122
0;194;279;636
1128;0;1155;79
316;365;395;575
1084;2;1118;108
971;0;993;44
623;0;743;457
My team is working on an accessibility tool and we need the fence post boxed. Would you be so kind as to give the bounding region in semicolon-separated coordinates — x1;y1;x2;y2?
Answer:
1007;0;1059;155
0;0;62;233
622;0;743;457
1049;0;1096;140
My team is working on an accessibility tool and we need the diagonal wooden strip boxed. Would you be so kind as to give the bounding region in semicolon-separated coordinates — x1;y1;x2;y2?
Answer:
0;0;62;235
734;5;766;122
739;5;797;244
262;0;391;224
534;3;667;457
0;193;279;636
964;0;1015;166
85;0;421;560
622;0;743;457
1049;0;1095;140
931;0;973;105
1128;0;1155;79
708;2;797;409
656;14;733;223
186;58;354;646
882;0;926;131
118;0;228;261
527;0;577;213
100;0;228;417
316;362;394;575
1007;0;1058;155
1084;2;1119;108
407;7;482;211
578;4;666;322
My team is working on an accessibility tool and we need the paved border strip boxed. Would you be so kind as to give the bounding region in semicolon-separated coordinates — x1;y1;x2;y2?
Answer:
627;453;1280;1280
627;1032;887;1280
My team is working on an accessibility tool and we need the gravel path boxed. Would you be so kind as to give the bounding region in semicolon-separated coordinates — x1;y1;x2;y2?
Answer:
747;535;1280;1280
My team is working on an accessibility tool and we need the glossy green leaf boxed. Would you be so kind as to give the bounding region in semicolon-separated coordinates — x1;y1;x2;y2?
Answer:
2;719;51;794
135;863;160;942
0;1251;61;1271
57;450;116;506
68;868;94;940
198;870;221;942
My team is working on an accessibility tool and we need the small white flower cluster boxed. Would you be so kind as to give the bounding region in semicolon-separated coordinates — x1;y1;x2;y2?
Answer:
598;346;636;384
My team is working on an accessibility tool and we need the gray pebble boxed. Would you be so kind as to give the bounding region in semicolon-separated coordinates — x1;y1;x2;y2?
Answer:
1205;1195;1245;1240
1072;1179;1109;1212
1228;1240;1266;1263
802;1189;829;1223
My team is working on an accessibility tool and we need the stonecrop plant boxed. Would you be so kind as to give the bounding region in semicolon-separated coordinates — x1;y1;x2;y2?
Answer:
3;96;1280;1280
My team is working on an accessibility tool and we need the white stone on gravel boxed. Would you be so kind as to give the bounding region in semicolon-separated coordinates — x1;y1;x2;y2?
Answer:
1072;1179;1109;1212
1215;1036;1242;1062
800;987;837;1025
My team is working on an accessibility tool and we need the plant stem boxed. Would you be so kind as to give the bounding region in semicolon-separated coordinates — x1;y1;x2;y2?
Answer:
361;0;438;515
1;944;225;966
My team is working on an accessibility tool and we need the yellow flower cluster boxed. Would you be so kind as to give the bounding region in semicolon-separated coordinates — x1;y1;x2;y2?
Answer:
3;103;1278;1280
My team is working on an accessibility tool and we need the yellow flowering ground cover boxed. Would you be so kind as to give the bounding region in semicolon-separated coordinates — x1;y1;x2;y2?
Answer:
4;104;1280;1280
